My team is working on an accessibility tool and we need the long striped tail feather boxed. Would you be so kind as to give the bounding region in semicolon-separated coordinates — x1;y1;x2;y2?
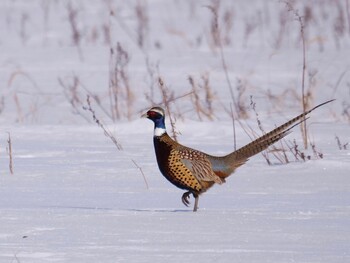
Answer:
222;99;334;173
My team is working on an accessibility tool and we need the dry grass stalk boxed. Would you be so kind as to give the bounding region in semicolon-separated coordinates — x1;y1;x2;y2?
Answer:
20;12;29;45
346;0;350;36
286;139;324;162
188;74;214;121
144;90;194;112
83;95;149;189
7;70;43;123
333;1;346;49
283;1;309;149
83;95;123;150
131;159;149;189
102;23;111;46
144;58;159;105
229;103;237;151
287;139;308;162
341;88;350;122
135;1;149;49
243;12;260;48
235;78;249;119
0;96;4;115
7;133;14;175
109;43;134;121
222;8;234;45
59;76;80;108
201;73;215;115
310;142;323;159
188;76;203;121
250;96;264;134
67;2;83;60
157;77;179;141
274;8;288;49
331;70;348;97
208;0;221;48
58;76;91;123
335;135;349;150
206;3;243;119
342;104;350;122
13;93;23;123
249;96;277;165
276;139;289;164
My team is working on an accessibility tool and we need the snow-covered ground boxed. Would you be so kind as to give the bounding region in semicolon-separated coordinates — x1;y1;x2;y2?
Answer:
1;1;350;262
0;122;349;262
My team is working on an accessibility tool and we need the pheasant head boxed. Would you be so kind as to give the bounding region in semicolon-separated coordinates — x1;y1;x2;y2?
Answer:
142;107;166;136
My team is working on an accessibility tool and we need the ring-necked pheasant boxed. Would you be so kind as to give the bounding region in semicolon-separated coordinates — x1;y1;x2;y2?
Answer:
142;100;333;212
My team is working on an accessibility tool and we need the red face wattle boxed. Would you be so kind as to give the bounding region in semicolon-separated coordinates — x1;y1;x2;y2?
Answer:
147;110;157;118
147;110;162;120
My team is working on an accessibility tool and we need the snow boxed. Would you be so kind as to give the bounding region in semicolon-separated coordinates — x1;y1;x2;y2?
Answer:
1;0;350;262
1;123;349;262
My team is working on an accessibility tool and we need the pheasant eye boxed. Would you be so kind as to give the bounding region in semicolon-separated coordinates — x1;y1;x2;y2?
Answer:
148;111;157;117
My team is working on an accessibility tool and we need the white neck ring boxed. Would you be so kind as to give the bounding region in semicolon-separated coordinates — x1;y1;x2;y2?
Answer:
154;127;166;136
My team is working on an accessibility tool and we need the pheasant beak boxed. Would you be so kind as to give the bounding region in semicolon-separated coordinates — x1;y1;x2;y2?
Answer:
141;112;149;118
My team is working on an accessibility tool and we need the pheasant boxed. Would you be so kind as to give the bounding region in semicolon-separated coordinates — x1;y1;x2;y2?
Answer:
142;100;333;212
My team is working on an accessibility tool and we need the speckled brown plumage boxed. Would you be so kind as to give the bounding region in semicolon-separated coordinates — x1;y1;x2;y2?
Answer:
143;100;334;212
154;134;223;194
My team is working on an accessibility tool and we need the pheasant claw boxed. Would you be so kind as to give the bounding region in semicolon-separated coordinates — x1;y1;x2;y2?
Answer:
181;191;191;207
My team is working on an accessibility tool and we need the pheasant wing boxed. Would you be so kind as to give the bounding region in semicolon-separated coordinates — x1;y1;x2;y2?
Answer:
178;149;224;184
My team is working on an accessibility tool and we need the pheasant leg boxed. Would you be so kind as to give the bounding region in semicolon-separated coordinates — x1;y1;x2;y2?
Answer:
181;191;191;207
193;193;199;212
182;191;199;212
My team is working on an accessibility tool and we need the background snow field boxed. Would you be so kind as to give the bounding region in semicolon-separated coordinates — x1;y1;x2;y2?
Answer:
1;0;350;262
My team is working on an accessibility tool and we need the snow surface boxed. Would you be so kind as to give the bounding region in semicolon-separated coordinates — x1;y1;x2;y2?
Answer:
1;0;350;262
